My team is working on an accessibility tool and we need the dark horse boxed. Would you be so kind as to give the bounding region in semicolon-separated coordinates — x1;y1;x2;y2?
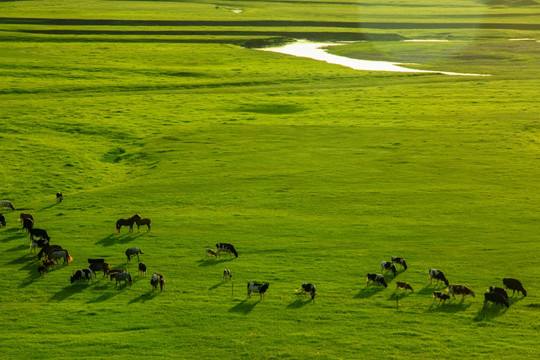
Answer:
115;214;139;233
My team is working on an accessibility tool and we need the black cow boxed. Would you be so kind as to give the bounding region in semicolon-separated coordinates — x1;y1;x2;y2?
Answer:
56;192;63;203
29;228;50;242
301;283;317;300
488;286;509;301
391;256;408;270
503;278;527;297
484;292;510;308
0;213;5;227
429;268;449;287
247;282;270;299
22;217;34;233
216;243;238;258
366;273;388;288
139;262;147;276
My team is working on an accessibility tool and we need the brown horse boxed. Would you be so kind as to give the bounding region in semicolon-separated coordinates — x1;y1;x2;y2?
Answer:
115;214;139;233
135;216;151;232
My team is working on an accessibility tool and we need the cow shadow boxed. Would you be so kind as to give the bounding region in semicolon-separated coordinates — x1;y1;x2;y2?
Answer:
354;285;386;299
287;298;312;308
7;244;28;252
128;291;159;304
426;299;472;313
417;285;446;296
509;295;525;306
0;228;23;242
229;299;258;314
197;258;234;267
473;303;508;321
49;284;89;302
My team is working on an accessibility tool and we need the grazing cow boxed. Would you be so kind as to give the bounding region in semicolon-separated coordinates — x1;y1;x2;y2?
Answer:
111;271;132;287
433;291;450;304
56;192;63;203
22;217;33;233
247;282;270;299
1;200;15;211
484;292;510;308
70;268;94;284
42;258;56;271
488;286;509;302
206;248;218;258
381;261;397;276
391;256;408;270
429;269;449;287
89;260;110;278
0;213;6;227
301;283;317;301
503;278;527;297
107;268;127;276
395;281;414;292
366;273;388;288
150;273;166;292
37;265;47;277
19;212;34;222
30;238;49;253
139;262;147;276
223;269;232;282
125;247;145;261
216;243;238;258
448;285;475;299
29;228;50;242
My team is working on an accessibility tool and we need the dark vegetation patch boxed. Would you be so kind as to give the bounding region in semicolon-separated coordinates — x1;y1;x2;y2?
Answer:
101;147;126;163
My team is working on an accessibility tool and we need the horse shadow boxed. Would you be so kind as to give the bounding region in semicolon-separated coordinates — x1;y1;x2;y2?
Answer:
354;285;386;299
229;299;259;314
426;298;472;313
128;291;159;304
287;298;313;309
95;233;144;246
473;303;508;321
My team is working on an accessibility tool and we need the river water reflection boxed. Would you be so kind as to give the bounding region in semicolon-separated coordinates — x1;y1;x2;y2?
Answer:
259;40;488;76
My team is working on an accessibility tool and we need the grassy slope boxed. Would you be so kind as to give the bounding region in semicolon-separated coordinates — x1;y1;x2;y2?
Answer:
1;0;539;359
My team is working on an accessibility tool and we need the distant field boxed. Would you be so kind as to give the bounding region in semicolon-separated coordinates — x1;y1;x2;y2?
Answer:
1;0;539;359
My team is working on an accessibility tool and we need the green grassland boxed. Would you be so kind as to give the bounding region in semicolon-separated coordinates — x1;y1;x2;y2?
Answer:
1;0;539;359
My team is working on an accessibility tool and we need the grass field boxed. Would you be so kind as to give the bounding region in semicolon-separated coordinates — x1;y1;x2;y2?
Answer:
1;0;539;359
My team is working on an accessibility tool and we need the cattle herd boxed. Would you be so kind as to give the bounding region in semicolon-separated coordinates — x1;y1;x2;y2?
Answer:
0;197;530;310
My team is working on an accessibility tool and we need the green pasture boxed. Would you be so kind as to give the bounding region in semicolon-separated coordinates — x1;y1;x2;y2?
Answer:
1;0;539;359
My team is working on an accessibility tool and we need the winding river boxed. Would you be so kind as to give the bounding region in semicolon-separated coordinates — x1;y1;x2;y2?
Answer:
259;40;488;76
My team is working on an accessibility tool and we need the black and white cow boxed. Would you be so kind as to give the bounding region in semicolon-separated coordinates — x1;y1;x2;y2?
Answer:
433;291;450;304
391;256;408;270
488;286;509;301
206;248;217;258
484;292;510;308
0;213;5;227
223;269;232;282
381;261;397;276
56;192;63;203
125;247;145;261
30;238;49;253
366;273;388;288
70;268;94;284
247;282;269;299
503;278;527;297
429;268;449;287
150;273;165;292
216;243;238;258
301;283;317;300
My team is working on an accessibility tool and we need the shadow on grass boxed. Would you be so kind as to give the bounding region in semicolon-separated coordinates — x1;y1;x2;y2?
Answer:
128;291;160;304
509;295;526;306
95;233;144;246
49;284;90;302
197;258;235;267
287;298;313;309
1;229;25;243
417;285;447;296
473;303;509;321
354;285;386;299
229;299;259;314
7;244;27;252
38;203;58;212
426;299;472;313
